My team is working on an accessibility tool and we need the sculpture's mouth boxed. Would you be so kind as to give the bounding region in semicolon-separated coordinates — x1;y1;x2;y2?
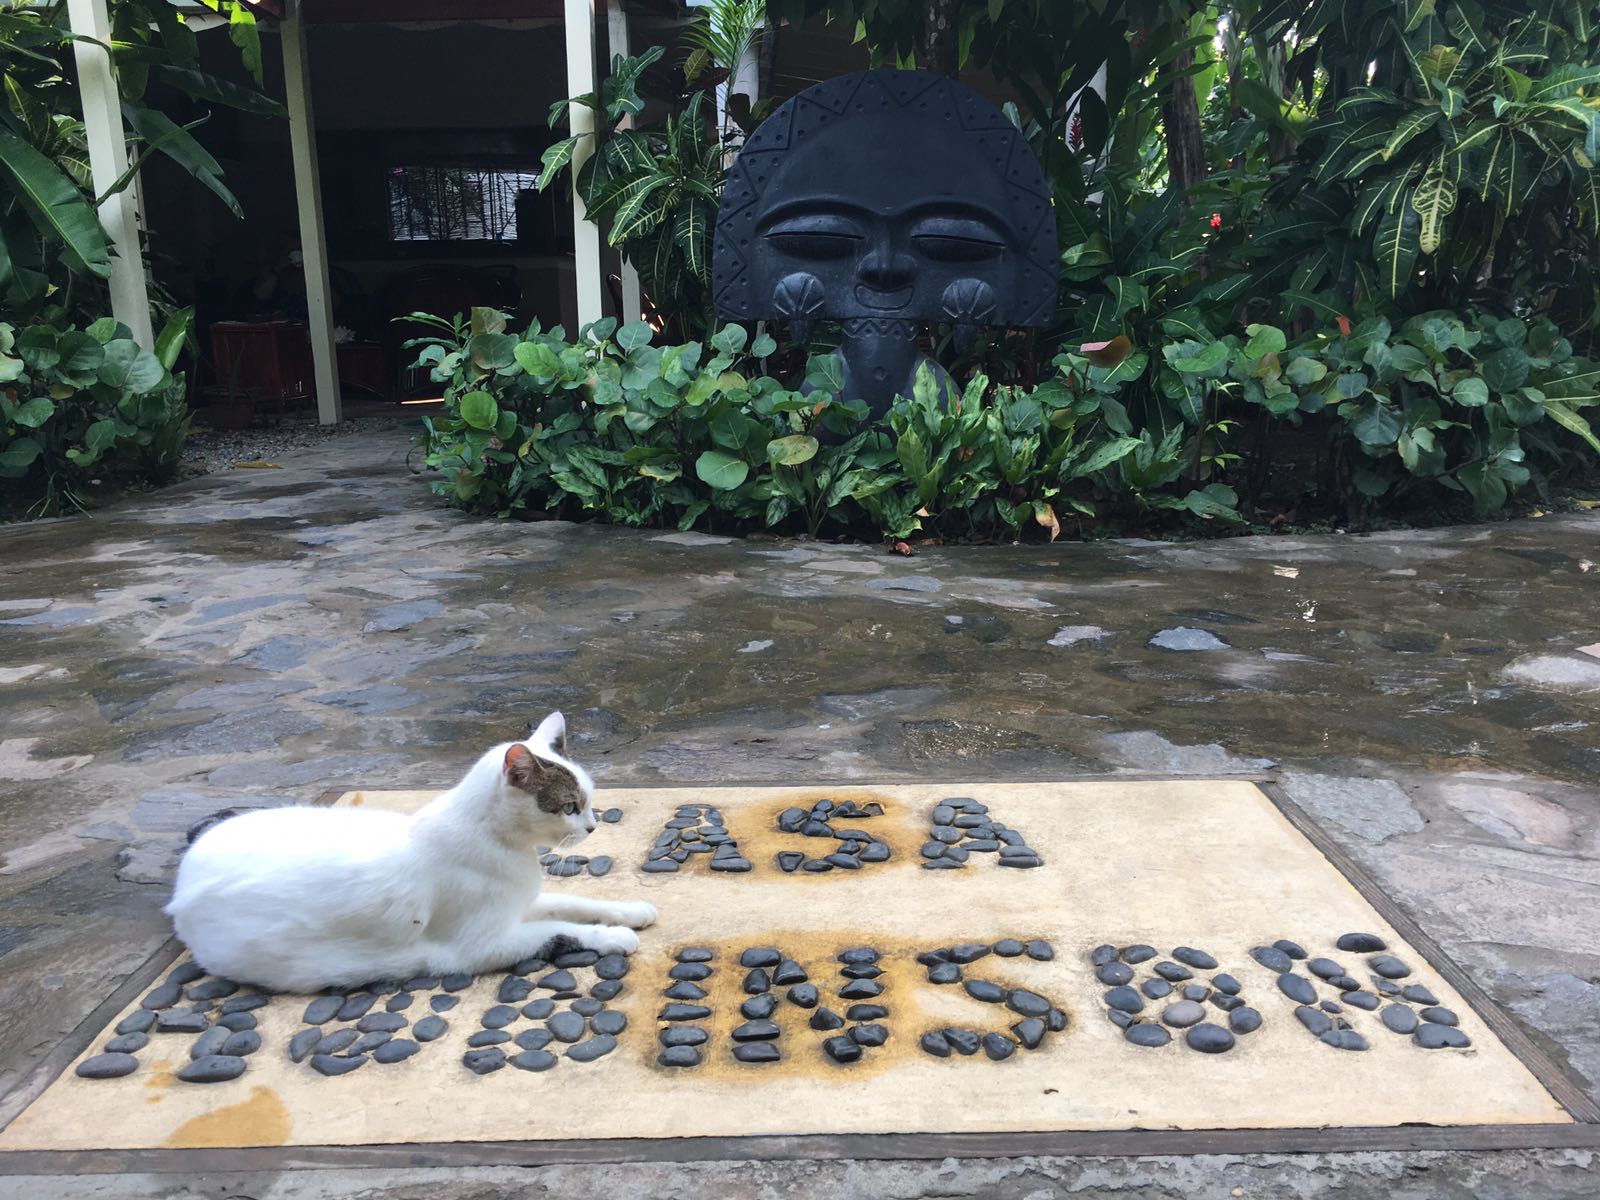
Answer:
854;284;913;311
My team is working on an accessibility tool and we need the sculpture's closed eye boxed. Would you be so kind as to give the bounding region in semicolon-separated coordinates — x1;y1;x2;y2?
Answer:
910;215;1006;262
764;213;864;260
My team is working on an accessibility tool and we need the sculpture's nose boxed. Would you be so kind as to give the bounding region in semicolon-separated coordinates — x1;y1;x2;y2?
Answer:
857;246;916;291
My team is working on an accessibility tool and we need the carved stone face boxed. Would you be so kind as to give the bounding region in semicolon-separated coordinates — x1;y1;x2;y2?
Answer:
713;70;1058;333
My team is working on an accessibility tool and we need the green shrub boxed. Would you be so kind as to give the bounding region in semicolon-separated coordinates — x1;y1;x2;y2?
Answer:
0;312;193;517
408;309;1157;541
1151;310;1600;516
411;305;1600;540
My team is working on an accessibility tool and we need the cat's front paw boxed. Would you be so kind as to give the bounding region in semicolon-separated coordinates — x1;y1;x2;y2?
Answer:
611;901;657;930
583;925;641;957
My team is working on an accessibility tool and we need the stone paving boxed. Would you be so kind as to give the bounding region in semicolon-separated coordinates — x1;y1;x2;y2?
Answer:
0;423;1598;1197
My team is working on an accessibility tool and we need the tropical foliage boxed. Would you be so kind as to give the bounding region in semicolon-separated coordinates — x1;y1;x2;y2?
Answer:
1;310;194;515
410;304;1597;537
0;0;282;324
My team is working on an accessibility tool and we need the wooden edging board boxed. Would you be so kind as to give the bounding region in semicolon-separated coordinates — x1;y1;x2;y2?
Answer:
0;772;1595;1175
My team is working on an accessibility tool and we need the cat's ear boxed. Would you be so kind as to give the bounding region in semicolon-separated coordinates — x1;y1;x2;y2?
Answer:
503;743;544;792
533;711;567;755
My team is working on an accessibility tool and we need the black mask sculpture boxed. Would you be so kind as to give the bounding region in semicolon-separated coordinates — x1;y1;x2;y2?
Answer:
713;69;1059;421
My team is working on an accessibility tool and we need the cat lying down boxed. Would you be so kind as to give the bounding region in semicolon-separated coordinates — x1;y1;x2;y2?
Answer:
167;713;655;992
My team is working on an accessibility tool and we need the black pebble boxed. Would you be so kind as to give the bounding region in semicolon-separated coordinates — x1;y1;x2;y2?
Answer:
1125;1023;1170;1047
431;994;460;1013
179;1054;247;1083
311;1053;367;1077
810;1007;845;1031
498;978;534;1004
1402;984;1440;1006
1369;955;1412;979
288;1028;321;1062
1414;1024;1470;1049
743;994;778;1020
360;1012;408;1034
840;979;883;1000
594;955;630;981
316;1029;359;1055
303;995;342;1024
733;1043;781;1064
157;1011;209;1034
1251;945;1293;973
405;975;441;991
374;1039;419;1064
522;998;556;1019
221;1031;261;1057
516;1029;553;1051
1120;944;1157;964
512;1049;558;1072
773;960;808;985
787;983;819;1008
1026;940;1055;961
591;980;624;1001
462;1048;506;1074
337;993;376;1021
1307;957;1346;980
588;857;613;877
1154;961;1193;982
732;1020;781;1042
187;979;239;1002
567;1035;618;1062
602;808;623;823
1141;978;1173;1000
1421;1006;1459;1027
1273;939;1307;959
468;1031;510;1047
1013;1018;1046;1049
660;1026;707;1047
141;982;182;1010
387;992;415;1013
1182;985;1210;1002
1185;1024;1235;1054
1337;932;1388;953
851;1024;888;1047
981;1033;1015;1060
190;1027;230;1059
921;1032;951;1057
994;939;1024;957
948;943;991;964
1007;989;1051;1017
1212;974;1241;996
548;1011;586;1042
413;1015;448;1042
1091;944;1118;967
77;1053;139;1079
664;982;707;1001
1295;1005;1332;1036
823;1036;862;1062
943;1028;980;1055
442;972;472;992
592;1011;627;1036
117;1011;156;1036
659;1046;701;1067
1228;1006;1262;1034
1278;973;1317;1004
1172;946;1217;970
1105;986;1144;1014
167;962;206;986
1211;994;1243;1013
539;970;579;992
741;948;781;968
221;994;269;1015
1320;1029;1370;1051
480;1006;518;1030
572;998;604;1017
105;1033;148;1054
928;962;961;985
660;1003;712;1021
1096;963;1134;987
1343;991;1380;1011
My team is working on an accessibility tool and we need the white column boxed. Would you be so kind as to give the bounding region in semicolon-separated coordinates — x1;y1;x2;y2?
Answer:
281;0;342;425
564;0;603;329
67;0;153;349
606;1;642;324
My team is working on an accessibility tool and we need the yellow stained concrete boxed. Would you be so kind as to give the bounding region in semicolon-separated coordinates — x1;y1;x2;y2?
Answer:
0;780;1570;1151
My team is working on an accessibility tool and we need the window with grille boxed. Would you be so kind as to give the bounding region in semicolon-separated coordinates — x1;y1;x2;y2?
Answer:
386;165;541;243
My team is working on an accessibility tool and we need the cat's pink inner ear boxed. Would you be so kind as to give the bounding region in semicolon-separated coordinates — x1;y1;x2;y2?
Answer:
503;743;542;791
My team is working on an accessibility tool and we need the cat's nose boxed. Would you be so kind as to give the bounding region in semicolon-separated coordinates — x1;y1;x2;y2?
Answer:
583;812;597;833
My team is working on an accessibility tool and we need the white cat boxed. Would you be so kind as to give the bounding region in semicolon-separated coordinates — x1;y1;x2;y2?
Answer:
166;713;655;992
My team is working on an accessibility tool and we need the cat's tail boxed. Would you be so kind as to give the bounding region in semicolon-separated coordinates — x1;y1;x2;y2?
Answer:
185;807;248;845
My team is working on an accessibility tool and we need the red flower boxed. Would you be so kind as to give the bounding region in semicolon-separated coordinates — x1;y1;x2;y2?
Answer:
1209;212;1223;230
1069;114;1083;151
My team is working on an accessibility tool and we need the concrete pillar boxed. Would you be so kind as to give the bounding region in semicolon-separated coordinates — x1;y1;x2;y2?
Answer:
281;0;342;425
564;0;603;329
606;0;642;324
66;0;153;349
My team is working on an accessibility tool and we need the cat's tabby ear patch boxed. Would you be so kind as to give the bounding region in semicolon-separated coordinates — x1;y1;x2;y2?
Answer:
503;743;544;792
534;711;568;754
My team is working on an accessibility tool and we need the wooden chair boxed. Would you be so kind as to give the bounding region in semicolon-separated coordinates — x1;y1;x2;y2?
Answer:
206;322;314;423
